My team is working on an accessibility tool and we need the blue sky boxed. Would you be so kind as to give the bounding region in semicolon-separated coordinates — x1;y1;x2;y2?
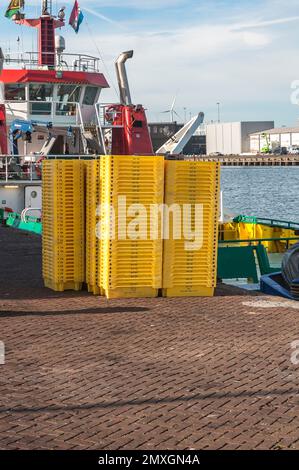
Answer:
1;0;299;125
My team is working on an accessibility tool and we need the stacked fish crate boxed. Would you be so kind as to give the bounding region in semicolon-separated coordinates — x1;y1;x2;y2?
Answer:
42;157;220;298
162;160;220;297
42;160;85;292
99;155;164;299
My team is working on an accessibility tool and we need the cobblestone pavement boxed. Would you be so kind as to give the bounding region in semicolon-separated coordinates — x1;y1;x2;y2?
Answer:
0;227;299;450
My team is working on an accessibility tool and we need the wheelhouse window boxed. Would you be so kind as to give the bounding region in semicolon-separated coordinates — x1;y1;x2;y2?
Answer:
5;84;26;101
83;86;98;105
57;85;81;104
56;85;81;116
29;83;53;101
29;84;53;115
30;102;52;116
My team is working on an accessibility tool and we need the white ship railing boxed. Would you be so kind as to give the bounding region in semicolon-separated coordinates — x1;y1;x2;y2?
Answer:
3;51;101;73
96;103;124;128
21;208;42;221
0;155;100;183
0;155;41;182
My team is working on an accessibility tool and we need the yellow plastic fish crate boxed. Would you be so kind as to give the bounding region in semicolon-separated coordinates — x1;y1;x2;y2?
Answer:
42;160;85;292
103;287;159;300
162;286;215;297
162;161;220;298
99;155;164;298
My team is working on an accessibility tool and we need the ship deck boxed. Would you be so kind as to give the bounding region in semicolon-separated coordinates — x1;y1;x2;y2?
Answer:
0;226;299;450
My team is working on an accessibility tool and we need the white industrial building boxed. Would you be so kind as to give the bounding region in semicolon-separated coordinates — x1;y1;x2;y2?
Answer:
206;121;274;155
250;127;299;153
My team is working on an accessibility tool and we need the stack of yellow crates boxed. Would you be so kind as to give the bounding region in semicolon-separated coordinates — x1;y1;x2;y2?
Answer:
162;160;220;297
99;155;164;299
85;159;101;295
42;156;220;298
42;160;85;292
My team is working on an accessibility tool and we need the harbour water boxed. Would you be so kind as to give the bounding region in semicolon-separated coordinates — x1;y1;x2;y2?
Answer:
221;167;299;222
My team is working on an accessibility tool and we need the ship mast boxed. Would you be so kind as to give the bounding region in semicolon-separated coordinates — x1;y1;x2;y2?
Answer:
14;0;64;68
39;2;55;67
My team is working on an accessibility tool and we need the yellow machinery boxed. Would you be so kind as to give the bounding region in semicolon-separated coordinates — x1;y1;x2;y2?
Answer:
219;221;298;253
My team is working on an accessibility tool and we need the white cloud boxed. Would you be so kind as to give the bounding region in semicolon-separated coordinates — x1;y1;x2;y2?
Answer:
11;0;299;125
83;7;127;29
241;31;271;47
82;0;185;8
70;22;274;107
232;16;299;31
29;0;185;10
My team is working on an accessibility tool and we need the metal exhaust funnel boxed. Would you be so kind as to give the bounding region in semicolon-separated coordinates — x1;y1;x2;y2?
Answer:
115;50;134;105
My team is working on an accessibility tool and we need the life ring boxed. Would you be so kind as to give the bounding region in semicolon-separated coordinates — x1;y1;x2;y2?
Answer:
105;105;120;124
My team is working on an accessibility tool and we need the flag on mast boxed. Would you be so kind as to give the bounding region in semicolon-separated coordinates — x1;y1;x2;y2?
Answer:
5;0;24;19
69;1;84;33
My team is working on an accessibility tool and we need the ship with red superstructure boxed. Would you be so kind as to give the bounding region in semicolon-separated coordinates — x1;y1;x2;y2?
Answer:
0;0;155;216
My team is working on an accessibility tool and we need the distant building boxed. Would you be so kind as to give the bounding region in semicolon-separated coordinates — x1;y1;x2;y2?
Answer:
149;122;206;155
183;135;206;155
250;126;299;153
206;121;274;155
149;122;182;152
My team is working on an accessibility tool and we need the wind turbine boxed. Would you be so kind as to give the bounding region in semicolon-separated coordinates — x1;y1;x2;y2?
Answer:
161;95;181;123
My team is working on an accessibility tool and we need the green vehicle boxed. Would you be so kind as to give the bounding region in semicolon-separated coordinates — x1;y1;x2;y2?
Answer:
260;133;271;154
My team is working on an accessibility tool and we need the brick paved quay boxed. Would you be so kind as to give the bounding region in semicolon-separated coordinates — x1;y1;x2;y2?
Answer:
0;226;299;450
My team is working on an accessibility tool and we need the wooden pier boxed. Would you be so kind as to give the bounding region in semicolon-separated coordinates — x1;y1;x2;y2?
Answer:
184;155;299;166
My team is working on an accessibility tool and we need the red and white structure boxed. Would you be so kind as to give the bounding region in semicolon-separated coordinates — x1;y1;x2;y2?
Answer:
0;0;110;156
0;0;155;213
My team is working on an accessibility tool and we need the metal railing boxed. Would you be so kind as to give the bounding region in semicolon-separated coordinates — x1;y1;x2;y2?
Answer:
21;208;42;222
233;216;299;231
96;103;124;128
0;155;42;182
5;100;82;122
3;51;101;73
0;154;103;182
45;155;99;160
219;237;299;250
